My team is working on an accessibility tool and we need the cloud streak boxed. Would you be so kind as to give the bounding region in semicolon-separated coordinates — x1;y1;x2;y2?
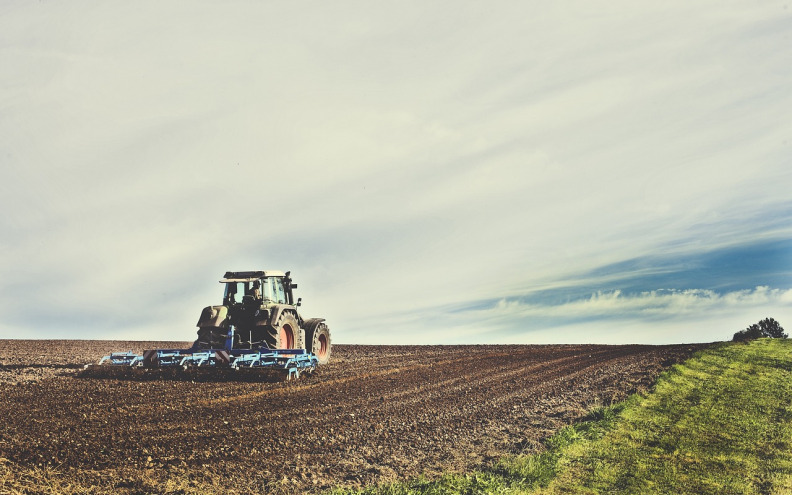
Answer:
487;286;792;321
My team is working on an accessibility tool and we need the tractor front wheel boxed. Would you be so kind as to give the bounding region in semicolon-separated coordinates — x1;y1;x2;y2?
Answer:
266;313;304;350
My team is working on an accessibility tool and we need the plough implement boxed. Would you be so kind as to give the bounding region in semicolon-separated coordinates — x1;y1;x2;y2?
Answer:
81;269;331;382
83;346;318;381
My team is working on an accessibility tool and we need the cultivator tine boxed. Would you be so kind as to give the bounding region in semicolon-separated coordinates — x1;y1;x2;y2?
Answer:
97;352;142;366
179;351;211;367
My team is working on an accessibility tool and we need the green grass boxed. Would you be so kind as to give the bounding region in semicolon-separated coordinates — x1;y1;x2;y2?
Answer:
329;339;792;495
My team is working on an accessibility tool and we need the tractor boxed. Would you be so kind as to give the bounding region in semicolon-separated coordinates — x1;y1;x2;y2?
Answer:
83;269;331;380
195;270;332;364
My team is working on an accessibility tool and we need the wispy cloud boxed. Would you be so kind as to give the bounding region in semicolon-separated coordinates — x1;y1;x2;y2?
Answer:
485;286;792;321
350;286;792;346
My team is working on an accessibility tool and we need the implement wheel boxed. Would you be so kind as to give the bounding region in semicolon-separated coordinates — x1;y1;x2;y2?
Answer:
306;322;332;364
266;313;304;350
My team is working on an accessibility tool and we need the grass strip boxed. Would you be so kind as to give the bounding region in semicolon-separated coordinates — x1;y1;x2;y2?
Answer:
329;338;792;495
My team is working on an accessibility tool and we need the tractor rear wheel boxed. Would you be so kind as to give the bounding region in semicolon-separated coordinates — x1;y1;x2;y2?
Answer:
265;312;304;350
306;322;332;364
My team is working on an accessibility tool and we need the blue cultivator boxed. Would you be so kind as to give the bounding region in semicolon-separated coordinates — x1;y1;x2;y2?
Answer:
83;346;319;381
143;347;318;379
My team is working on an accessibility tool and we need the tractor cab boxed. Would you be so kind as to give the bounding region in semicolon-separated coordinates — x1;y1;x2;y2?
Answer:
220;271;299;307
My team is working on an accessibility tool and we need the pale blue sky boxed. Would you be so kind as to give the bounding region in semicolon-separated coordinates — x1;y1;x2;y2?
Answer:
1;1;790;344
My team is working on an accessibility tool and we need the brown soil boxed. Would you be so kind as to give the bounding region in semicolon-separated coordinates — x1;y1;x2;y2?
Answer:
0;340;709;493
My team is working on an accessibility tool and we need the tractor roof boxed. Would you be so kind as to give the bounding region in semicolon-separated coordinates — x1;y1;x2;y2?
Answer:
220;270;287;282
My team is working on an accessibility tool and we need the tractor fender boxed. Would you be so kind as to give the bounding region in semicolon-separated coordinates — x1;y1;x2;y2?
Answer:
268;304;299;328
196;305;228;328
264;305;306;350
302;318;326;331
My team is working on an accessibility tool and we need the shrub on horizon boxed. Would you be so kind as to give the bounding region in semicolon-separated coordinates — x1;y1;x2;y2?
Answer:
732;317;787;342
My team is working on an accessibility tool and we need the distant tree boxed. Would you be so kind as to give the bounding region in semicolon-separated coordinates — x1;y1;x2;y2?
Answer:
732;318;787;342
732;324;761;342
758;317;788;339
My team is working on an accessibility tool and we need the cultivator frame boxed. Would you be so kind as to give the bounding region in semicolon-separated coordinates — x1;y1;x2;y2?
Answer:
84;346;319;381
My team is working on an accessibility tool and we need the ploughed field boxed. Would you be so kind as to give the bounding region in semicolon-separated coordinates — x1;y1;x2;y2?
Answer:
0;340;708;493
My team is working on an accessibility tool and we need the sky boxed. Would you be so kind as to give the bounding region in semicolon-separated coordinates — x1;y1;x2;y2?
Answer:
1;1;790;345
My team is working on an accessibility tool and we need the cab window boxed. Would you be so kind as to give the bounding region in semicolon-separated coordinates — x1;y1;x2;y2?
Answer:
271;278;287;304
260;278;274;301
223;282;249;304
